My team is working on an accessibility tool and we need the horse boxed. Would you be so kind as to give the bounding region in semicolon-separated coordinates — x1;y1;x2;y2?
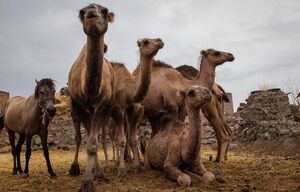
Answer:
0;78;57;178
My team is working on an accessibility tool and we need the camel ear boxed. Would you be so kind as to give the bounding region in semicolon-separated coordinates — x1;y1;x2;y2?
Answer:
107;12;115;22
104;43;108;53
201;50;207;56
137;39;142;47
35;79;39;84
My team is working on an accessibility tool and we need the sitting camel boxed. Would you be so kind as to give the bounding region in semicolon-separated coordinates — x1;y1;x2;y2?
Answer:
145;86;215;187
176;64;232;162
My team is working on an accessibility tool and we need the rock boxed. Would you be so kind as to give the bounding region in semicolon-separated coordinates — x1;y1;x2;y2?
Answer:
0;146;11;153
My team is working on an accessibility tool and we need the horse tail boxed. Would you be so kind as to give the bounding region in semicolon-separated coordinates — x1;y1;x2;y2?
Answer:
0;114;4;132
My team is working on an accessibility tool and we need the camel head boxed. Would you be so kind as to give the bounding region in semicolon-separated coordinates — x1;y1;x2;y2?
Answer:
79;4;114;37
34;78;56;118
137;38;164;58
184;86;212;110
201;49;234;66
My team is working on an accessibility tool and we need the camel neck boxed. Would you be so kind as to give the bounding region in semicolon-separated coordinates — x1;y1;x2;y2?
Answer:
196;58;216;89
85;35;105;96
133;56;153;102
185;106;202;161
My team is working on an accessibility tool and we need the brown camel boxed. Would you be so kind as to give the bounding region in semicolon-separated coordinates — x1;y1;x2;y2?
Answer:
102;38;164;176
68;4;115;192
0;79;56;178
176;65;232;162
132;49;234;138
145;86;215;187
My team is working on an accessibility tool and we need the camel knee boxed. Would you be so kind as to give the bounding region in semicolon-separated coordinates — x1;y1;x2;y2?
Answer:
86;138;97;156
177;174;191;187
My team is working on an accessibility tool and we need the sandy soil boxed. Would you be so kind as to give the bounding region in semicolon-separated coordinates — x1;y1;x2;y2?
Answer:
0;146;299;192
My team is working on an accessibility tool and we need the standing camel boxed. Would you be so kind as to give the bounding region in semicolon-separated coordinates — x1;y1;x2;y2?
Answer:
0;79;56;178
68;4;115;192
176;64;232;162
133;49;234;138
145;86;215;187
103;38;164;176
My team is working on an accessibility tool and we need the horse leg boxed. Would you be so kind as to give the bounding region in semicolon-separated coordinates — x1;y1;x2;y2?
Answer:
69;110;82;176
23;135;32;177
127;104;143;173
16;134;25;173
39;130;56;178
7;130;17;175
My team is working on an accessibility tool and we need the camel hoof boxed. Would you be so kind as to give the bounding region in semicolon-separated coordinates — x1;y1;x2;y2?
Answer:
50;174;57;179
177;174;191;187
94;171;109;183
117;166;126;178
134;165;142;173
78;179;95;192
202;171;215;183
86;138;97;156
69;163;81;176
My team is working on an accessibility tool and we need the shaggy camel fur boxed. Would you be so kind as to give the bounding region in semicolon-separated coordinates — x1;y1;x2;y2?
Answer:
68;4;114;192
176;65;232;162
145;86;215;187
104;38;164;176
0;79;56;178
133;49;234;137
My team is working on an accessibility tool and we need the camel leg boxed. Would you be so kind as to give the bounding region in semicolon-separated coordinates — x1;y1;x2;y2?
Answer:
79;101;111;191
94;152;109;183
7;129;17;175
39;130;56;178
164;142;191;187
190;156;215;184
23;135;32;177
15;134;25;173
101;124;109;167
127;104;143;173
202;100;228;163
112;107;127;177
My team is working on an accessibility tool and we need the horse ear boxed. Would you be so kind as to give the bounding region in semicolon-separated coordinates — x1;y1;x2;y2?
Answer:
35;79;39;84
137;39;142;47
107;12;115;22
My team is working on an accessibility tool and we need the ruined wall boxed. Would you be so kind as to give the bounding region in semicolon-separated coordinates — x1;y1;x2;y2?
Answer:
224;92;234;114
0;91;9;113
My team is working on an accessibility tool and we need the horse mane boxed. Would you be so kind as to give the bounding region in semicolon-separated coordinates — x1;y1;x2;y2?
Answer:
153;60;174;69
34;78;56;98
175;65;199;80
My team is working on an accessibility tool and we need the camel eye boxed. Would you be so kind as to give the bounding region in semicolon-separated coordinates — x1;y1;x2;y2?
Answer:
102;8;108;15
214;51;220;56
187;90;195;97
143;40;149;46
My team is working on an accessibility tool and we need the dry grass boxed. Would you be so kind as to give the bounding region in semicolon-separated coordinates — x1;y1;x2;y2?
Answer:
0;146;299;192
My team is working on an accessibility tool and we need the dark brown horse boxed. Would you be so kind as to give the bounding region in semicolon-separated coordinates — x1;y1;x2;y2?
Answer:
0;79;56;178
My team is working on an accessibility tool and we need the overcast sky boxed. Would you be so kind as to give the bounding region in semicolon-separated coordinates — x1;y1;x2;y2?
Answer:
0;0;299;110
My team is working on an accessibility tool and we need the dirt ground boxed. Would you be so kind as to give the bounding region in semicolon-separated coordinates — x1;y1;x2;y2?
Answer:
0;146;299;192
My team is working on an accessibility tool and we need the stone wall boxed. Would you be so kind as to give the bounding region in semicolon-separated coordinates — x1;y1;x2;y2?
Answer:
224;92;234;114
0;91;9;113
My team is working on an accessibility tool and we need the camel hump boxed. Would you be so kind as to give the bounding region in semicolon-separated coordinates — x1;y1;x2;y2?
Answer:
153;60;173;69
176;65;198;80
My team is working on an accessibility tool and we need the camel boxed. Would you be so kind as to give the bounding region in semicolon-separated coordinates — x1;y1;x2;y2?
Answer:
67;4;115;192
176;65;232;162
132;49;234;138
0;79;56;178
145;85;215;187
103;38;164;176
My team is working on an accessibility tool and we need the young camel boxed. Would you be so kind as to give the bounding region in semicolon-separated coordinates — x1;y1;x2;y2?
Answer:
176;65;232;162
133;49;234;137
106;38;164;176
145;86;214;187
68;4;115;192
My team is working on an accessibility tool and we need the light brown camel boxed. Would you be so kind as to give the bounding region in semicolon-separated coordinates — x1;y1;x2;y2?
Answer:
102;38;164;176
0;79;56;178
132;49;234;138
176;65;232;163
145;86;215;187
68;4;114;192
